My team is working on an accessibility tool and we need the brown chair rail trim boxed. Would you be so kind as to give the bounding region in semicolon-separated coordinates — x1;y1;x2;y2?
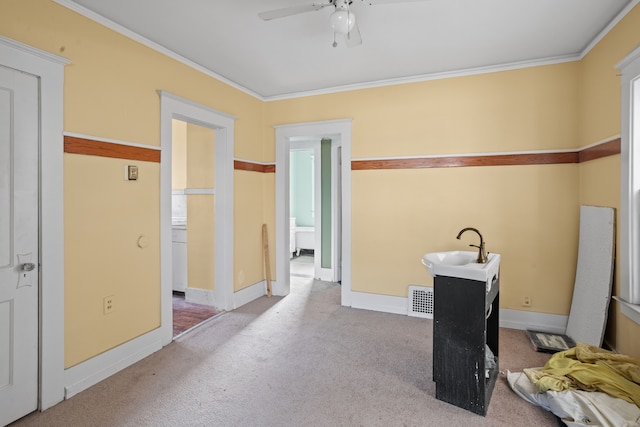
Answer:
64;136;161;163
351;138;620;171
578;138;621;163
64;136;620;172
352;152;579;170
234;160;275;173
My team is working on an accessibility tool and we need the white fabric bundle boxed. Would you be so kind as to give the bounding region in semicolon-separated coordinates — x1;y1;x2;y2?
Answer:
507;370;640;426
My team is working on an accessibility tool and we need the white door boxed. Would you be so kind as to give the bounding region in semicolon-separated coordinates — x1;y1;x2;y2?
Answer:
0;65;39;425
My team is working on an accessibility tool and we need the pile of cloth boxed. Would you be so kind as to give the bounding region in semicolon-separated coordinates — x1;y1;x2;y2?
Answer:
508;342;640;426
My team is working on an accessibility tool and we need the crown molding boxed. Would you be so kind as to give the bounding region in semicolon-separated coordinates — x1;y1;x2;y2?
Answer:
53;0;263;100
580;0;640;60
264;54;580;101
53;0;639;101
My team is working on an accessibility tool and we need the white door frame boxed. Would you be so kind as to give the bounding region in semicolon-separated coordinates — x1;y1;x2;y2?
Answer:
618;44;640;323
274;119;352;305
159;91;235;346
0;36;68;410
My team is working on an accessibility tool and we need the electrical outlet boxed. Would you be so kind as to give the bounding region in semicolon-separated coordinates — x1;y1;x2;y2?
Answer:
103;295;115;315
522;296;532;307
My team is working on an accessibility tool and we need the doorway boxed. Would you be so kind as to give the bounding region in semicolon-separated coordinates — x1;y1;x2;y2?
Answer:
289;138;341;282
289;141;321;279
275;119;352;305
170;119;222;336
159;91;235;346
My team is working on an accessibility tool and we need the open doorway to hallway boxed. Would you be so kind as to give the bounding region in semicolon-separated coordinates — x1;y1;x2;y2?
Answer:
289;141;320;279
288;138;342;283
275;119;351;303
290;251;315;278
170;119;220;336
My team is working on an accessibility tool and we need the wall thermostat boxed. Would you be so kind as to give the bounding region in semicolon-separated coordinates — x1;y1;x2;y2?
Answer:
127;165;139;181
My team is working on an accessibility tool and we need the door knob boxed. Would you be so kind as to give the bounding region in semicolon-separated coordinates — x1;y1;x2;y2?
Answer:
21;262;36;272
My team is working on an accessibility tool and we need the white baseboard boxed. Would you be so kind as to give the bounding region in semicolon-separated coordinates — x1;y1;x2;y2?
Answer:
187;282;271;310
234;280;268;309
61;290;568;402
347;291;569;334
499;308;568;333
64;329;163;399
62;280;268;401
318;268;333;282
185;287;216;306
349;291;408;315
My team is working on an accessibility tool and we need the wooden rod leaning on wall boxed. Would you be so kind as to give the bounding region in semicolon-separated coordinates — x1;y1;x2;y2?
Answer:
262;224;272;298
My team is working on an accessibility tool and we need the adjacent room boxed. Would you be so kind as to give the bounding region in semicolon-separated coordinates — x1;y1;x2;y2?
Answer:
2;0;640;425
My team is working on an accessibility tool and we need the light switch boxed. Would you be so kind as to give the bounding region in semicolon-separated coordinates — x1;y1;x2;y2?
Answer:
127;165;138;180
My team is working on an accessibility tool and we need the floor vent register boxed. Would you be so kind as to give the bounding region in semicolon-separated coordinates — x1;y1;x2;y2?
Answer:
408;285;434;319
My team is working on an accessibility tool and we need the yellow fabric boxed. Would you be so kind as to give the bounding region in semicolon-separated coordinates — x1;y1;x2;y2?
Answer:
524;342;640;407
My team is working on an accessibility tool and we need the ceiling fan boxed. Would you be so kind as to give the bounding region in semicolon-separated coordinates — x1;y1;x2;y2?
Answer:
259;0;425;48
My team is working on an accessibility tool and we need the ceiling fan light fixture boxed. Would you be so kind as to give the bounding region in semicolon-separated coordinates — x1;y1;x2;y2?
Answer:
330;9;356;34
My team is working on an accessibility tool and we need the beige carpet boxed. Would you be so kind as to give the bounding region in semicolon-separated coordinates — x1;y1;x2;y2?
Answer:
13;277;559;426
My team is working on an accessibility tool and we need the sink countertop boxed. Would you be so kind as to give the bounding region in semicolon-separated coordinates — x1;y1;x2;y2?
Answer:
422;250;500;290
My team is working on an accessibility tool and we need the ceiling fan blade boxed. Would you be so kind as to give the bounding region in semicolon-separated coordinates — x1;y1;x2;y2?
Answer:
258;3;333;21
344;21;362;47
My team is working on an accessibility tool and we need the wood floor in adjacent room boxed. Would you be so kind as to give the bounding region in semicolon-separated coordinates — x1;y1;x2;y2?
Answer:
172;292;222;337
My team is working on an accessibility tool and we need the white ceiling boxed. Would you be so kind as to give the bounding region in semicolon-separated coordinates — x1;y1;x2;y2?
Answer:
60;0;635;100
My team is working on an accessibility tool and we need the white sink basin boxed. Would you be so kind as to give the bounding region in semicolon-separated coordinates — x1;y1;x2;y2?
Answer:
422;250;501;287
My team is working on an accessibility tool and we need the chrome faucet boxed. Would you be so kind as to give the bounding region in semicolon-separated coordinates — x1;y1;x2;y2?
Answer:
456;227;488;263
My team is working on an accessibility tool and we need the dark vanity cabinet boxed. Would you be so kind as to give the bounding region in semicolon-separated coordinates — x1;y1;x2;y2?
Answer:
432;272;500;416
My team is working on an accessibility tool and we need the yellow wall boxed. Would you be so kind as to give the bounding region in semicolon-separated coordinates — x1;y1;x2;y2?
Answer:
235;170;270;290
265;62;581;315
186;196;215;291
351;165;579;312
64;154;160;366
171;120;187;190
578;4;640;357
186;123;215;188
264;63;580;159
0;0;265;366
3;0;640;368
186;123;216;291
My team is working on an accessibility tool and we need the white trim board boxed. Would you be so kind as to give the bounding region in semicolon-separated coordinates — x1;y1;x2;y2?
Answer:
614;296;640;325
233;280;272;309
350;292;408;316
619;42;640;322
64;330;163;399
64;282;269;400
187;280;275;310
499;309;568;334
184;188;215;195
184;287;217;307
